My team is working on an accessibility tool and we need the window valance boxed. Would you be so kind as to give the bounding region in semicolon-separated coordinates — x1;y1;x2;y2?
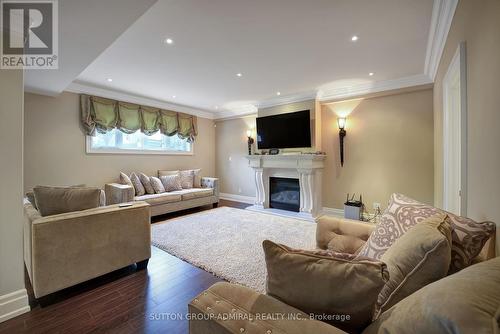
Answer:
80;94;198;142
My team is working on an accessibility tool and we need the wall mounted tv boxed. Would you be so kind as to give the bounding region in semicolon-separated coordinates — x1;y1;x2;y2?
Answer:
256;110;311;149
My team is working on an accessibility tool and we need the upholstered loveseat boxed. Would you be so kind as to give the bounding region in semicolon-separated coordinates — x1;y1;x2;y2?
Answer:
105;170;219;217
188;215;497;334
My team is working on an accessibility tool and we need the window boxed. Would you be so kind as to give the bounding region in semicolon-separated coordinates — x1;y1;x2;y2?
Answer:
87;129;192;155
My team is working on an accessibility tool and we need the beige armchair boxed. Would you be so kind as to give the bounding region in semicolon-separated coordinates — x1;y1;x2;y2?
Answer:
24;201;151;300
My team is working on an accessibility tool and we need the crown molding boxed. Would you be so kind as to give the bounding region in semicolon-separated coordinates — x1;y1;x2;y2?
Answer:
257;90;317;109
66;82;216;119
424;0;458;80
213;104;258;120
317;74;433;102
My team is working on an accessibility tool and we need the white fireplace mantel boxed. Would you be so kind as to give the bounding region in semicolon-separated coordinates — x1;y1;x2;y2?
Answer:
245;154;326;221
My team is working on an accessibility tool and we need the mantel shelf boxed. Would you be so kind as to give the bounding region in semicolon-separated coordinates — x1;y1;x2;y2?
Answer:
246;154;326;170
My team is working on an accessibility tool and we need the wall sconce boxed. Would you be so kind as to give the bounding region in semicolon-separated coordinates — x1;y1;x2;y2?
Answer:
337;117;346;166
246;129;254;155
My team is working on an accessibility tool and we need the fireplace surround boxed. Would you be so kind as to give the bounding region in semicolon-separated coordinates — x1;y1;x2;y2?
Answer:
246;154;326;221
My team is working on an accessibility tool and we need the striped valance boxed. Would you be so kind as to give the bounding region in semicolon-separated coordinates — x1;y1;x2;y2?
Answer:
80;94;198;142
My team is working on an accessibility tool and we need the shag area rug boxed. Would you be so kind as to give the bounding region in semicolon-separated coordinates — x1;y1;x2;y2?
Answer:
151;207;316;293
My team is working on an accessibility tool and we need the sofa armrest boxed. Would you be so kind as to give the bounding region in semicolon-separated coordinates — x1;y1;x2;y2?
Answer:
316;215;375;250
105;182;134;205
201;177;219;198
189;282;347;334
30;202;151;297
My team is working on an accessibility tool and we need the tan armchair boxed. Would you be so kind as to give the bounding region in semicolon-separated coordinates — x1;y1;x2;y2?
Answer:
24;201;151;299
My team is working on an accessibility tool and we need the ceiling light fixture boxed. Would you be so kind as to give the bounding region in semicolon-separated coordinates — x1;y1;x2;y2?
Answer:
164;38;173;44
276;92;281;96
215;106;219;110
106;78;113;82
236;73;242;77
369;72;374;76
351;35;358;41
172;95;176;98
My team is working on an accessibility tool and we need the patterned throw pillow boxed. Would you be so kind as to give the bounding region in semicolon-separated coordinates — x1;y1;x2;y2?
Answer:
357;193;496;273
139;173;155;194
129;172;145;196
160;175;182;192
119;172;134;189
179;170;194;189
150;177;165;194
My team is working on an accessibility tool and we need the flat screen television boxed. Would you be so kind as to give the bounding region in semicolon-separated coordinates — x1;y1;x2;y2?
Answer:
256;110;311;149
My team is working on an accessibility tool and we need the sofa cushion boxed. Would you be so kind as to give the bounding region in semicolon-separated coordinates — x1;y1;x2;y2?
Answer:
363;257;500;334
134;192;181;205
327;233;366;254
161;174;182;192
139;173;155;194
33;186;101;217
179;170;194;189
130;172;145;196
375;213;452;318
177;188;214;200
263;240;388;333
150;176;166;194
357;193;495;273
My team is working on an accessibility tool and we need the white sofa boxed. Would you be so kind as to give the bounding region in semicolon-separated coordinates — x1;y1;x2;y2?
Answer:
105;174;219;217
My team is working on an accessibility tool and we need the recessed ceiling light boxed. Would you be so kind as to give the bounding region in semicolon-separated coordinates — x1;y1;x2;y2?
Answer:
276;92;281;96
164;38;173;44
172;95;176;98
369;72;374;76
351;35;358;42
106;78;113;82
236;73;242;77
215;106;219;110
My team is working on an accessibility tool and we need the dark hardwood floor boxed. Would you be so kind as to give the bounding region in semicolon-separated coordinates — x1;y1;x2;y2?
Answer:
0;200;250;334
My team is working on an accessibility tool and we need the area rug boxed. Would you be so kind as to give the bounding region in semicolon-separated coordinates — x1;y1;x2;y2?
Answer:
151;207;316;293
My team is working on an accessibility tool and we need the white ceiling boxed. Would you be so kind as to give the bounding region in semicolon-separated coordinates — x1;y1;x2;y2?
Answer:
27;0;436;117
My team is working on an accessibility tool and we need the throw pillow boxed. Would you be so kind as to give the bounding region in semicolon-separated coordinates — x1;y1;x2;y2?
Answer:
150;177;166;194
33;186;101;217
192;168;201;188
374;213;452;318
26;191;37;209
263;240;389;333
160;175;183;192
119;172;134;189
139;173;155;194
179;170;194;189
364;257;500;334
327;233;366;254
130;172;145;196
357;193;495;273
158;169;179;177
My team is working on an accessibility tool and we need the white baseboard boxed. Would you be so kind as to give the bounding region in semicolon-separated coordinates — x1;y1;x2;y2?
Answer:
219;193;255;205
321;207;344;218
0;289;30;323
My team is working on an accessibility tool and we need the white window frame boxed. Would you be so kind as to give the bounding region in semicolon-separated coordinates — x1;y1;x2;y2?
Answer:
85;133;194;156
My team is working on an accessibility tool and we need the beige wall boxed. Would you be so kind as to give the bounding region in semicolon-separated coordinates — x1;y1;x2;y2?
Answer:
216;89;434;209
322;89;434;210
24;92;216;191
434;0;500;252
0;68;29;319
215;115;256;197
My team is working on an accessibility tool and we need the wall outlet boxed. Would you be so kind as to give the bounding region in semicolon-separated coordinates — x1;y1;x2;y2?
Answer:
373;202;381;210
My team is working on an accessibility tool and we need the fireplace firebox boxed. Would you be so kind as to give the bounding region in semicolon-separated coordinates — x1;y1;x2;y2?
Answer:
269;177;300;212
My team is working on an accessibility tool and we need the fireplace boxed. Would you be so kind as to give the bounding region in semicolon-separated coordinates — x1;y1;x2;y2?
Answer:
269;177;300;212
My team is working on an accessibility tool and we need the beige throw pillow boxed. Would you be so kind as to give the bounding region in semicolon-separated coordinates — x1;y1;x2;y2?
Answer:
130;172;145;196
33;186;101;217
150;177;166;194
158;170;179;177
160;175;182;192
179;170;194;189
364;257;500;334
263;240;389;333
138;173;154;194
357;193;495;273
374;213;452;318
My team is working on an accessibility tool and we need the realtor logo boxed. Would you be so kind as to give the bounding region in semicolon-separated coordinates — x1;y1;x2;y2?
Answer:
1;0;58;69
